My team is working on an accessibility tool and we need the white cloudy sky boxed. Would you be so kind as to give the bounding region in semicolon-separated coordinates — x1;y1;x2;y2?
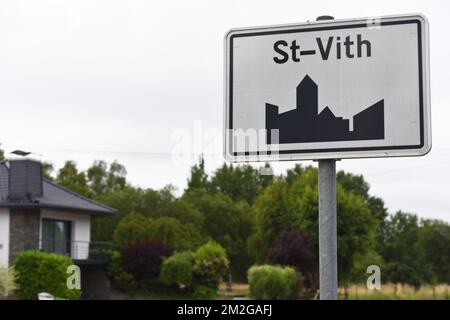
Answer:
0;0;449;222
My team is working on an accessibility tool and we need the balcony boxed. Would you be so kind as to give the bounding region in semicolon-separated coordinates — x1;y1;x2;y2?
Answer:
39;239;113;264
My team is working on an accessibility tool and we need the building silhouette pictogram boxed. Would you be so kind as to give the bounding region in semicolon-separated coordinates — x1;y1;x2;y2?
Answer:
266;75;384;144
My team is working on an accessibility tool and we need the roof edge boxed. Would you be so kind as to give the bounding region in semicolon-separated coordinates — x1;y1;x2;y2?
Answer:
43;179;118;214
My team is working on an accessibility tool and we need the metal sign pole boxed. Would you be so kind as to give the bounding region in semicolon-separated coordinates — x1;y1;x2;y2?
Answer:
318;159;338;300
315;15;338;301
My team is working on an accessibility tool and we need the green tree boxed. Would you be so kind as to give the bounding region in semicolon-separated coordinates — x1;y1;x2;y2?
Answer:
285;164;305;186
416;219;450;284
113;211;153;248
92;185;203;242
337;171;388;222
186;156;209;191
384;262;423;289
248;178;294;263
378;211;420;267
378;211;427;287
250;166;379;290
92;186;145;241
87;160;127;196
149;217;203;251
183;188;253;280
42;161;55;181
56;161;92;197
209;163;273;204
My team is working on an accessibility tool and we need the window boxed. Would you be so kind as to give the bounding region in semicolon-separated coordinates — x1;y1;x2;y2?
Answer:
41;219;72;256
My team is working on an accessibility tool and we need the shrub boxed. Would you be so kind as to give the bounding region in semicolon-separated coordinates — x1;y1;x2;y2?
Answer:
121;241;172;281
193;285;217;300
14;250;80;300
0;267;16;297
160;251;195;287
248;265;299;300
113;212;155;248
193;241;229;288
105;250;138;291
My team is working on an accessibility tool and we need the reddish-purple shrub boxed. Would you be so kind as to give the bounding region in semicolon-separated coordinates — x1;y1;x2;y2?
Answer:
121;241;173;280
267;229;314;280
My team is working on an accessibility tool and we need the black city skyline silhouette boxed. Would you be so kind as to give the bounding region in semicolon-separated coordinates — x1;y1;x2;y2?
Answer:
265;75;385;144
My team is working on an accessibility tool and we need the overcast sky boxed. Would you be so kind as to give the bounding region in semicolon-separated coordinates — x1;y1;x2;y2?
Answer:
0;0;449;222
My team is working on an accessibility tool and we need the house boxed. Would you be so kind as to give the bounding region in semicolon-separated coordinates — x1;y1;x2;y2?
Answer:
0;158;116;268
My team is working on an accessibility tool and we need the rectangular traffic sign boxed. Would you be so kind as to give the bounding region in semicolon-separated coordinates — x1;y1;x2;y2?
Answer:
224;14;431;162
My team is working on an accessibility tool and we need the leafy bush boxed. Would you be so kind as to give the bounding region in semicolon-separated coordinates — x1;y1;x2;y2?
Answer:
113;212;154;248
121;241;172;281
160;251;195;287
105;250;138;291
193;285;217;300
0;267;16;297
193;241;229;288
248;265;299;300
14;250;80;300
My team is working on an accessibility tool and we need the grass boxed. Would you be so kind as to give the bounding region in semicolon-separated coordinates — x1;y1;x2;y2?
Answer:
339;283;450;300
111;282;450;300
218;282;249;298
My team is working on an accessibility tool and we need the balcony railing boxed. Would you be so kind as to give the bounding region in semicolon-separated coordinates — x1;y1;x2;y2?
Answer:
39;239;113;262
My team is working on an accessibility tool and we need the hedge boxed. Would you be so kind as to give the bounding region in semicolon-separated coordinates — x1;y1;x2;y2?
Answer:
14;250;80;300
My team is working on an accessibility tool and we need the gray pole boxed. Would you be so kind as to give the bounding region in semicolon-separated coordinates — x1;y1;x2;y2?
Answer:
318;159;338;300
316;15;338;301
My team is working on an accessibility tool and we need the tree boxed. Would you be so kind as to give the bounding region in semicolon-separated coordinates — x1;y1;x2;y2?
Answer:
41;161;55;181
267;229;314;289
337;171;388;222
416;219;450;284
0;144;4;161
248;178;295;263
56;161;92;197
377;211;428;288
186;156;209;191
92;186;146;241
113;212;154;248
148;217;203;251
183;188;252;280
384;262;422;290
250;166;380;290
378;211;420;268
92;185;203;242
209;163;273;204
87;160;127;196
285;164;305;186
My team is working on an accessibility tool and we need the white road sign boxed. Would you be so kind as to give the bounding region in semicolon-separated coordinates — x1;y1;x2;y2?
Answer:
224;14;431;162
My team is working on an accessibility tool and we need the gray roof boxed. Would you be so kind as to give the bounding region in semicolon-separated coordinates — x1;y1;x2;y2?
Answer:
0;162;116;216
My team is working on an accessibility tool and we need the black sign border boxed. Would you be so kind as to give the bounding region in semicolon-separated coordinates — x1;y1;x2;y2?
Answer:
228;19;425;157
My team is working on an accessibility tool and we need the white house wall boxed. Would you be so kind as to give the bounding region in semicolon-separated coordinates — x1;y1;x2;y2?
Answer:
40;209;91;260
0;208;10;267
